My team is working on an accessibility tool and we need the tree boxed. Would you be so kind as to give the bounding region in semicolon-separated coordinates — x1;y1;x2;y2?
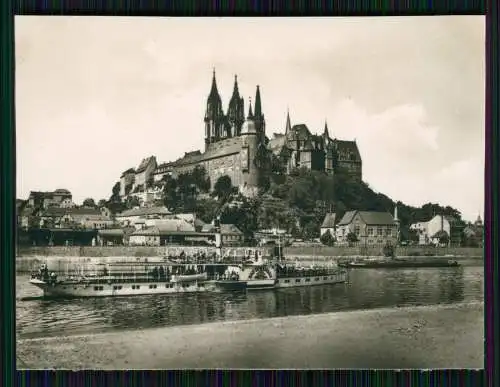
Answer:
82;198;96;208
163;175;179;211
346;231;359;246
302;221;318;241
125;196;140;209
97;199;107;208
107;182;126;215
213;175;233;201
320;230;335;246
191;166;211;192
437;231;450;246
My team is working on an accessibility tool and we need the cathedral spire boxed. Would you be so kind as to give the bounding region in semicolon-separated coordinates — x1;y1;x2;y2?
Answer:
285;108;292;134
323;120;329;137
232;75;239;96
254;85;262;117
209;67;220;99
248;97;253;118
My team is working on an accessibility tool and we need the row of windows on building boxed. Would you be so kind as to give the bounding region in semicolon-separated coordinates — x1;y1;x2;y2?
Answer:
338;226;396;237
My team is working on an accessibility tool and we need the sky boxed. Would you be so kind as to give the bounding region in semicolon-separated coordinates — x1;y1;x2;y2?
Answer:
15;16;485;222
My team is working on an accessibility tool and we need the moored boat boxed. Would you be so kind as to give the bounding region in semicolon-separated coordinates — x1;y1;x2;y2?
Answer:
29;262;215;298
338;257;460;269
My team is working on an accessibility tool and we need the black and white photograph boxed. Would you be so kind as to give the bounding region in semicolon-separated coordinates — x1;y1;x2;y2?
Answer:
15;16;485;369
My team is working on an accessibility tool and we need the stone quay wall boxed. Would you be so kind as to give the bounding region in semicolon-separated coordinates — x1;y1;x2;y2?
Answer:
16;245;483;259
15;245;482;273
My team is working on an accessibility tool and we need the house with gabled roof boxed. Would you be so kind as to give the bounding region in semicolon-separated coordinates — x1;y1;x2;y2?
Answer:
335;210;398;246
202;223;244;246
320;213;337;237
410;214;464;246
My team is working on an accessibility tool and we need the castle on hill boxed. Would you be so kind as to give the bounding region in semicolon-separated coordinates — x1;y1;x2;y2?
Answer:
119;71;362;204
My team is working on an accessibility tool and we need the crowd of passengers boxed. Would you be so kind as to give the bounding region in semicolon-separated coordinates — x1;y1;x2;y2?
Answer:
276;265;337;278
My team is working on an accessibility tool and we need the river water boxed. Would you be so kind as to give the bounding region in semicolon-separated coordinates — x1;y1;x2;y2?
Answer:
16;260;484;340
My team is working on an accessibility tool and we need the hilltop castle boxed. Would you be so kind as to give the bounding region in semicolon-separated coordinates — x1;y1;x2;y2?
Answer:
119;71;362;203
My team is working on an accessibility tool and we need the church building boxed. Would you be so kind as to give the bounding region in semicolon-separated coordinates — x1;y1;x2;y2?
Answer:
120;70;363;203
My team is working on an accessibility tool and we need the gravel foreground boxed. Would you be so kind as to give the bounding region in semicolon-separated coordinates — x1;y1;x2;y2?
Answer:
17;302;484;369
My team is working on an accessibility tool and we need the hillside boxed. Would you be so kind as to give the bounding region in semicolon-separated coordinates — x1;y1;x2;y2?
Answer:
109;165;466;242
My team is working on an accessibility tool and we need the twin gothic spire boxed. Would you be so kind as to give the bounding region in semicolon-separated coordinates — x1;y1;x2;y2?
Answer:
206;69;263;122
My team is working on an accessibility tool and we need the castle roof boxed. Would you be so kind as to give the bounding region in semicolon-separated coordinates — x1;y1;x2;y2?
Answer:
333;140;361;161
121;168;135;177
54;189;71;195
173;137;248;167
136;156;156;173
287;124;312;141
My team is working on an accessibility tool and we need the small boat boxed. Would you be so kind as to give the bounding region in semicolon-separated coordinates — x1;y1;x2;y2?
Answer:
170;272;208;283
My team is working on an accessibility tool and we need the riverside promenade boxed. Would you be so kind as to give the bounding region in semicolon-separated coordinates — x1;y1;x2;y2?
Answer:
17;301;483;369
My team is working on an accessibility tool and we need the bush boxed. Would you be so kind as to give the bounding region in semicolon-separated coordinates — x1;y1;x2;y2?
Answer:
320;230;335;246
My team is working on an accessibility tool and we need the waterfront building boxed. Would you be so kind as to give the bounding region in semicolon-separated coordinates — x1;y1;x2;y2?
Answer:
39;207;114;230
128;219;210;246
97;229;125;246
335;210;398;246
410;214;464;246
115;206;172;227
201;223;245;246
320;213;337;237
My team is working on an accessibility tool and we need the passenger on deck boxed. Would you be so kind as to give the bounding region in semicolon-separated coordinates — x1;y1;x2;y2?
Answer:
152;266;159;280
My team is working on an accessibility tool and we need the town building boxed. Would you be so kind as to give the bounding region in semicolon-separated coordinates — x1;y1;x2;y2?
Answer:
38;207;114;230
27;189;72;209
335;210;398;246
201;223;245;246
115;206;172;227
320;213;337;237
97;229;125;246
128;219;211;246
410;214;464;246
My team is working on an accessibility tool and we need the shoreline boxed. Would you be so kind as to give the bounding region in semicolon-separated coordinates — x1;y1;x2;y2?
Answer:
17;301;484;369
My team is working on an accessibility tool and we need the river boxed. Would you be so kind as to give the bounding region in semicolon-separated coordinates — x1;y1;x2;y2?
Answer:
16;260;483;340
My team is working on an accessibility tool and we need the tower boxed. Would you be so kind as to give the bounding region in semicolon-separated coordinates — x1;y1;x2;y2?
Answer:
226;75;245;137
253;85;266;142
204;69;225;149
394;203;400;243
285;108;292;135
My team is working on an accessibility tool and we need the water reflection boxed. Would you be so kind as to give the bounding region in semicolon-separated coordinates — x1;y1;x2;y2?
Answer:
16;265;483;339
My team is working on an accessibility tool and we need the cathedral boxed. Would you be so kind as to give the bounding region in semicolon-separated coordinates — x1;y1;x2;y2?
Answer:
120;71;362;201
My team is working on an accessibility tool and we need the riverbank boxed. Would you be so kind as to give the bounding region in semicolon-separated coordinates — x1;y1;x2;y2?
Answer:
17;301;483;369
17;245;483;258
